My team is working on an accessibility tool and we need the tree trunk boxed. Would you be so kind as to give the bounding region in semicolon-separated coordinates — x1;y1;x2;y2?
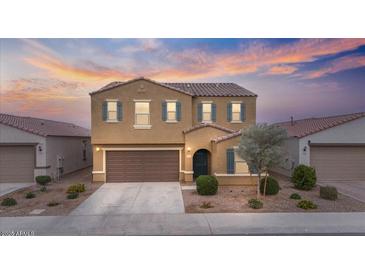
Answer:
257;172;261;199
263;170;269;199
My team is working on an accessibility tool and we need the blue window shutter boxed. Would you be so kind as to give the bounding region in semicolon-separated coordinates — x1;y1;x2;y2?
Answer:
212;103;217;122
102;101;108;121
117;101;122;121
162;101;167;121
240;103;245;121
197;103;202;122
226;148;235;174
227;103;232;122
176;101;181;121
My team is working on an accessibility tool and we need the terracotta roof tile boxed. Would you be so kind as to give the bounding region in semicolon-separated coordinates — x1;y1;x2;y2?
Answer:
0;113;90;137
275;112;365;138
91;77;257;97
183;123;236;134
211;130;242;143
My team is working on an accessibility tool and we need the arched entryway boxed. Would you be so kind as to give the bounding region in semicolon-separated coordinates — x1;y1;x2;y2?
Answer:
193;149;210;178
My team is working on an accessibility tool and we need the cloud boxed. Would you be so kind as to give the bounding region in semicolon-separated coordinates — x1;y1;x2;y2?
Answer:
302;54;365;79
266;65;298;75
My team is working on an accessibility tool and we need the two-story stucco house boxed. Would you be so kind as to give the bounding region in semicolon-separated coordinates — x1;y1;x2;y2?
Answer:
90;77;258;185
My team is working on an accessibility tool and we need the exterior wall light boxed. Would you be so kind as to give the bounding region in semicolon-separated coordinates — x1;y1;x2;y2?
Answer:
96;147;100;152
187;147;191;152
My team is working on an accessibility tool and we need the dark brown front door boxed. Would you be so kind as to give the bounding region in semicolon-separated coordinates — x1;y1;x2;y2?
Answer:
106;150;179;182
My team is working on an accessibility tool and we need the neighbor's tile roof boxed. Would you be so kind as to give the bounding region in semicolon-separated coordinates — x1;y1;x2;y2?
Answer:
211;130;242;143
91;77;257;97
183;123;236;134
0;113;90;137
275;112;365;138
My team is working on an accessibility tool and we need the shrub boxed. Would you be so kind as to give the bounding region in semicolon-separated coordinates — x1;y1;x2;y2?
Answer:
67;193;79;200
25;192;36;199
320;186;338;201
196;176;218;195
47;201;60;207
200;201;213;209
259;176;280;195
66;183;86;194
35;175;51;186
290;193;301;200
297;200;317;210
1;197;17;207
40;186;47;192
248;198;263;209
291;165;317;190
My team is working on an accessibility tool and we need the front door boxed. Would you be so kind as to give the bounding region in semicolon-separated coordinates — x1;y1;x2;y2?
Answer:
193;149;209;178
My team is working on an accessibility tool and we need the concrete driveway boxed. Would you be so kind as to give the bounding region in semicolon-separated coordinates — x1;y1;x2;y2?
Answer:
0;183;34;197
70;182;185;215
320;181;365;203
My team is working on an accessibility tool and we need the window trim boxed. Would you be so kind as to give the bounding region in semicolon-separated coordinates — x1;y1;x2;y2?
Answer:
106;99;119;123
230;101;243;124
134;100;151;129
202;102;213;123
166;101;177;122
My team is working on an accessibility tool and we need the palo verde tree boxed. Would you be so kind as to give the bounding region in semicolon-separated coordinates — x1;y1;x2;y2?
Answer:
237;123;287;198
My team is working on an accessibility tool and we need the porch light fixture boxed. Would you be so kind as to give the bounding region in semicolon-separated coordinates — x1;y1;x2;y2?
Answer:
187;147;191;152
96;147;100;152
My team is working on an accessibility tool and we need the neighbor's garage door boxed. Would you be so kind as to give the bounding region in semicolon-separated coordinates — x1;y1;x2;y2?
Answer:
106;150;179;182
0;146;35;183
310;146;365;182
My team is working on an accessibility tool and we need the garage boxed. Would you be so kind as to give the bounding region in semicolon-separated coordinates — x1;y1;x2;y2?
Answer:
0;145;35;183
310;146;365;182
106;150;179;182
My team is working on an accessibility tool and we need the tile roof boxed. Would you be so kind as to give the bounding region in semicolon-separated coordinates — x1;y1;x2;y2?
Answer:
183;123;236;134
90;77;257;97
0;113;90;137
275;112;365;138
211;130;242;143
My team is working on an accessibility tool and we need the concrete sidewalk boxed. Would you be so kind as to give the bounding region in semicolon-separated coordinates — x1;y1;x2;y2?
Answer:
0;183;34;197
1;212;365;235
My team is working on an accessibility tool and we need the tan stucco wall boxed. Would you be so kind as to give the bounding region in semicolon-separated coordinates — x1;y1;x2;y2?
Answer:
212;136;241;174
215;175;258;186
91;79;192;145
192;96;256;131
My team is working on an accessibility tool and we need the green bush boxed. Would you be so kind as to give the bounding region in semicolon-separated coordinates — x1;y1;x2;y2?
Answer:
248;198;263;209
259;176;280;195
291;165;317;190
297;200;317;210
40;186;47;192
66;183;86;194
196;176;218;195
67;193;79;200
47;201;59;207
320;186;338;201
290;193;301;200
35;175;51;186
25;192;36;199
1;197;17;207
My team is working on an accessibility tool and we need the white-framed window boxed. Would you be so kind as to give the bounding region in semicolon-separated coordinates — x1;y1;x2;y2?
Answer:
135;101;151;127
167;101;177;121
234;150;248;174
231;103;241;122
202;103;212;122
107;101;118;121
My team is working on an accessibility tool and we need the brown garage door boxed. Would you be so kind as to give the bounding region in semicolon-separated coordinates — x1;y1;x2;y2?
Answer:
0;145;35;183
106;150;179;182
310;146;365;182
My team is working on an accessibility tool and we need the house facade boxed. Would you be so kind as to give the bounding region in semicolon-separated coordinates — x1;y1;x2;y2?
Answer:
273;112;365;182
90;77;258;185
0;113;92;183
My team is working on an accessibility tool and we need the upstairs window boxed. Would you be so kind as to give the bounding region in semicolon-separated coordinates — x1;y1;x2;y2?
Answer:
227;102;245;122
107;101;117;121
198;102;216;123
102;100;122;122
162;101;181;122
135;101;150;126
167;102;177;121
202;103;212;122
231;103;241;122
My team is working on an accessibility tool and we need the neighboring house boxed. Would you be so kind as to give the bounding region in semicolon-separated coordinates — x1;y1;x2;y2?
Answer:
0;113;92;183
90;77;258;185
273;112;365;182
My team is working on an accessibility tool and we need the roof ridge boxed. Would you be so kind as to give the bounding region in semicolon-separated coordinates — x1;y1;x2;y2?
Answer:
0;112;81;127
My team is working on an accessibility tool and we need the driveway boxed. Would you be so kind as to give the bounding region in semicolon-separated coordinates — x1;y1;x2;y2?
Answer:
70;182;185;215
319;181;365;203
0;183;34;197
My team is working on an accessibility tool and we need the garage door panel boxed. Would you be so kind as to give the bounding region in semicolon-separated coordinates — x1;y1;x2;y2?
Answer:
310;146;365;181
0;146;35;183
106;150;179;182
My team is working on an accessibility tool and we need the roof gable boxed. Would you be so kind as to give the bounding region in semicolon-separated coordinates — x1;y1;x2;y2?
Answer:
275;112;365;138
183;123;236;134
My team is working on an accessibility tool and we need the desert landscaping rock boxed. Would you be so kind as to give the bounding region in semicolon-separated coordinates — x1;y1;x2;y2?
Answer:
29;209;46;215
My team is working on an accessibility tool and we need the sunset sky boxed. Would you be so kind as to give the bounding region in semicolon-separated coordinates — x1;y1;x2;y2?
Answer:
1;38;365;128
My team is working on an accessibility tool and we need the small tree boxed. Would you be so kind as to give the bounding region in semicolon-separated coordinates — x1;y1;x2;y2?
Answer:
237;123;287;198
